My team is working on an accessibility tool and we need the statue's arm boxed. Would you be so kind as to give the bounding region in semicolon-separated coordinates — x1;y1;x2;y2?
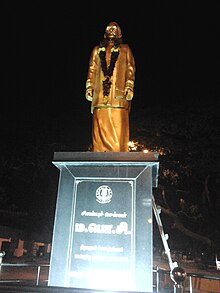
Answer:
86;46;98;101
124;45;135;101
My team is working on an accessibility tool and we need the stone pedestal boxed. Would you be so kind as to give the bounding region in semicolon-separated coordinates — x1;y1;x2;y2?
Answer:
48;152;159;293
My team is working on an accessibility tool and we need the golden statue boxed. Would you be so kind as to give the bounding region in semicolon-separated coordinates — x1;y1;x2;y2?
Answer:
86;22;136;152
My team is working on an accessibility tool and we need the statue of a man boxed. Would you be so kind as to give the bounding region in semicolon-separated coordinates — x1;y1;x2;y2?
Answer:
85;22;136;152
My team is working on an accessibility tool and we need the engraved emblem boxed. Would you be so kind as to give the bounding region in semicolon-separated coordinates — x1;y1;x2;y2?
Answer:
96;185;112;204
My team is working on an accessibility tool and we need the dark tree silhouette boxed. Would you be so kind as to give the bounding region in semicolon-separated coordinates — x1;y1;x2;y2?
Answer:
0;99;219;255
130;99;220;255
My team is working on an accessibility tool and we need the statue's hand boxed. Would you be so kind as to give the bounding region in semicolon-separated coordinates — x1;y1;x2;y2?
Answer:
125;88;133;101
86;88;93;101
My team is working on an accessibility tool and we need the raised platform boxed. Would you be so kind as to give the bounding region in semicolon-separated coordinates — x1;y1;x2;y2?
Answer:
49;152;159;292
53;151;159;162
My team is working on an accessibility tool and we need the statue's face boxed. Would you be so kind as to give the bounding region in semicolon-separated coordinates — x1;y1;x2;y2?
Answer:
104;22;122;39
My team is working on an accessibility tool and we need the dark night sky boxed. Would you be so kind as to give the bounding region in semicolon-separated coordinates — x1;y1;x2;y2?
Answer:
2;1;220;151
1;0;220;238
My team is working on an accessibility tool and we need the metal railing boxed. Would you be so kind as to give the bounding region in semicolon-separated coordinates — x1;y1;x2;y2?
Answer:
0;262;49;286
153;266;220;293
0;263;220;292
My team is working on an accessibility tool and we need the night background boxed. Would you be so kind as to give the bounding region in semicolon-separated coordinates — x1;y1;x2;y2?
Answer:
2;1;220;259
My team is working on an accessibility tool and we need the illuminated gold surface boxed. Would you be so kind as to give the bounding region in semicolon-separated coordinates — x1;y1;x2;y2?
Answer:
86;22;135;152
92;108;129;152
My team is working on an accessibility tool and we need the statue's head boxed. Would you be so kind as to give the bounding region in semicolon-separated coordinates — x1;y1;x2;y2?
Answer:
104;22;122;39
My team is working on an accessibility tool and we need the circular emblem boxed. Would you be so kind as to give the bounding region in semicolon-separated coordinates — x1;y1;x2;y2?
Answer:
96;185;112;204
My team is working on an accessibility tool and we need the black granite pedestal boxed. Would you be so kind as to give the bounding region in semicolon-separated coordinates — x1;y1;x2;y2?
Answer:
48;152;159;293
